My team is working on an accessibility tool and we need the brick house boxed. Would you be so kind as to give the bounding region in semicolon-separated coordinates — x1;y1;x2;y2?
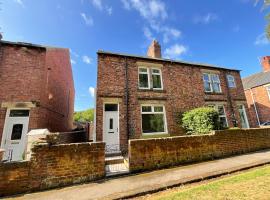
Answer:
94;40;250;152
242;56;270;127
0;40;75;161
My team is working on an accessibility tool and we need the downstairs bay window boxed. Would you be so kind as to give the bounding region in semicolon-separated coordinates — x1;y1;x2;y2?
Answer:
141;105;167;134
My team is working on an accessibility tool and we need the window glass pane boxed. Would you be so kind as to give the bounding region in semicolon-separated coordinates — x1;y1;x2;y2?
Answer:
142;106;152;112
139;74;149;88
211;74;220;82
213;83;221;92
217;105;225;115
142;114;165;133
154;106;163;112
204;82;212;92
109;118;113;129
105;104;118;111
11;124;23;140
10;110;29;117
139;68;147;73
219;117;228;128
203;74;210;81
152;74;162;89
152;69;160;74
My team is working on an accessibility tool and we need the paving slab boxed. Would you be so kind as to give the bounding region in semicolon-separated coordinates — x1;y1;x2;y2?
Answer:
4;149;270;200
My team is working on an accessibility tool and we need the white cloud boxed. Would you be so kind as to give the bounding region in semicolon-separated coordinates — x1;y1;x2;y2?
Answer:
14;0;24;6
70;49;79;58
80;13;94;26
164;44;187;59
121;0;131;10
71;59;76;65
106;6;113;15
92;0;103;10
163;27;181;43
89;87;95;98
194;13;218;24
82;55;92;64
143;27;153;41
254;33;269;46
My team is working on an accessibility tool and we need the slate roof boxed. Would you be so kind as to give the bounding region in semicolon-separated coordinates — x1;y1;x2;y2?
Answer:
0;40;67;50
242;71;270;90
98;50;240;72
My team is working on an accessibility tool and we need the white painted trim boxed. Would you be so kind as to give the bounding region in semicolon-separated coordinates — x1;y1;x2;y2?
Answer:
238;104;250;128
140;104;168;135
151;68;163;90
138;67;150;90
226;75;236;88
203;73;222;93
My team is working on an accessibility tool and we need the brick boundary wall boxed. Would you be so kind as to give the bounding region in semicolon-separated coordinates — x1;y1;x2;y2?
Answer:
58;130;88;144
129;128;270;172
0;142;105;197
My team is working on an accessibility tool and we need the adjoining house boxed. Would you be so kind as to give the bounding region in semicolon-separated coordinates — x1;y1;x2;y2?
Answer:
242;56;270;127
94;40;250;153
0;40;75;161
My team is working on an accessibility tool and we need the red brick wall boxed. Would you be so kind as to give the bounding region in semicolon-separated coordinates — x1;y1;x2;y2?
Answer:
0;142;105;197
129;128;270;172
245;86;270;127
96;53;249;150
0;43;75;143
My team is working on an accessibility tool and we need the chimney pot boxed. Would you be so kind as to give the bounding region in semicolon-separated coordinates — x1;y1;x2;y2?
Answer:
147;40;161;58
261;56;270;72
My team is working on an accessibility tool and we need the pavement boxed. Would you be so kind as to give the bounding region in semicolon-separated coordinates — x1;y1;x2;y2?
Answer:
5;149;270;200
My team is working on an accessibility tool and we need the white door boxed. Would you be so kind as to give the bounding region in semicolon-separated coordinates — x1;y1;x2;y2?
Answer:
103;104;119;152
238;105;249;128
1;109;30;161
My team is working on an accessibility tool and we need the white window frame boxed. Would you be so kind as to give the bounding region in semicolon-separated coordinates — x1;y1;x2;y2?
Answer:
227;75;236;88
203;73;222;93
141;104;167;135
207;104;228;127
138;67;150;89
151;68;163;90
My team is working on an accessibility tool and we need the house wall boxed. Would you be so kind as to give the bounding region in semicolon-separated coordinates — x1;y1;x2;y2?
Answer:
0;43;75;143
96;54;249;150
245;85;270;127
129;128;270;172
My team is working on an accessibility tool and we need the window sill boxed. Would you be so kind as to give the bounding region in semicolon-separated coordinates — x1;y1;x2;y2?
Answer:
138;88;166;93
205;92;224;95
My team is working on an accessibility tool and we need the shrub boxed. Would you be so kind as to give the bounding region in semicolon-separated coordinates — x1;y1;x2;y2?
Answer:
182;107;220;135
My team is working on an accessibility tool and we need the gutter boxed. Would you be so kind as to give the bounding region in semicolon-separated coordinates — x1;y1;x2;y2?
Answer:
249;88;261;126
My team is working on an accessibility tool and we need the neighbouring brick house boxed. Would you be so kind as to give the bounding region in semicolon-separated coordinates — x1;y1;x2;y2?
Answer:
242;56;270;127
95;40;250;152
0;40;75;161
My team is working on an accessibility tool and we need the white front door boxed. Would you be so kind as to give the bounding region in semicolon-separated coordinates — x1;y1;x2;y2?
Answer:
103;104;119;152
238;105;249;128
1;109;30;161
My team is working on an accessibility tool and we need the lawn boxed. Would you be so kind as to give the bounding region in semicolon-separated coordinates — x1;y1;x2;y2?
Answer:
137;165;270;200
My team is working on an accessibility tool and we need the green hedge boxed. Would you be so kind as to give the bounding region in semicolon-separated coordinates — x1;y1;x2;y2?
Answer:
181;107;220;135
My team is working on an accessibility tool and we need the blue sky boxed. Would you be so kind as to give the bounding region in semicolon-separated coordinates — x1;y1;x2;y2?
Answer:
0;0;269;111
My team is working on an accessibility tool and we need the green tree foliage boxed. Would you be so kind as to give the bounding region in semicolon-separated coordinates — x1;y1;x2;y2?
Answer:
181;107;220;135
73;109;94;122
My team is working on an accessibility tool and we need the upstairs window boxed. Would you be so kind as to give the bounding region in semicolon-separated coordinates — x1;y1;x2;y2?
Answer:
203;73;221;93
138;67;163;90
138;68;150;89
227;75;236;88
152;68;163;90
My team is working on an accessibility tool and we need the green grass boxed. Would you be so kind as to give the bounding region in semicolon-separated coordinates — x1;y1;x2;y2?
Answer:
139;165;270;200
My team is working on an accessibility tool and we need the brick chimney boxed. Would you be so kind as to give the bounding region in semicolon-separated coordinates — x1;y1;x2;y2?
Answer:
261;56;270;72
147;40;161;58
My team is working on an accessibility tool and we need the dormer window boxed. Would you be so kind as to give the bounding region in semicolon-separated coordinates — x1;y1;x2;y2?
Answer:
138;67;163;90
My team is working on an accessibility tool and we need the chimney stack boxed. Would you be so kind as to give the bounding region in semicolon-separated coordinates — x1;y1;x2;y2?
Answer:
261;56;270;72
147;40;161;58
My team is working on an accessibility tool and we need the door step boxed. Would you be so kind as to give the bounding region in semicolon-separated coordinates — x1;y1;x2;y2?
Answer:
105;151;122;157
105;156;124;165
105;163;129;177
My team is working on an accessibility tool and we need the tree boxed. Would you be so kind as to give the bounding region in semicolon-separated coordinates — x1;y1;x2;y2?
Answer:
73;109;94;122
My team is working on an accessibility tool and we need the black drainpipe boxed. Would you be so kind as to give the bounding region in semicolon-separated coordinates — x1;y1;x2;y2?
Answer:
124;57;129;141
